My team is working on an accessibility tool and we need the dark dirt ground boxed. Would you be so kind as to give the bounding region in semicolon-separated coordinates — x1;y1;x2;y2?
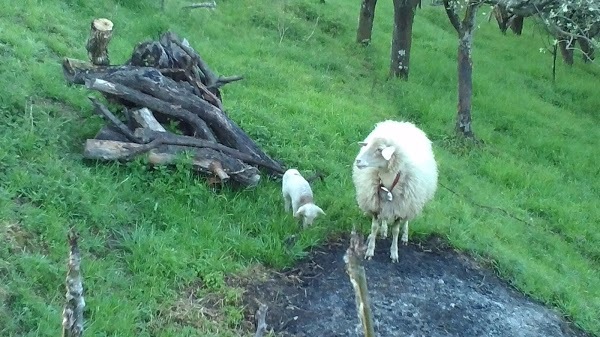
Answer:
237;235;592;337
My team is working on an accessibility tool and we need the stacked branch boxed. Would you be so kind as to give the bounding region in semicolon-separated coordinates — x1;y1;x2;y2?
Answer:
64;23;284;187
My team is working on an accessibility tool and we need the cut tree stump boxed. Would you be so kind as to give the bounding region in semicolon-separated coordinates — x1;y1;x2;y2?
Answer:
86;18;113;66
64;29;285;187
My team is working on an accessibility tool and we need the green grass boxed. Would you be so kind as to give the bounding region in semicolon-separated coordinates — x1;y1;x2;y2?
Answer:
1;0;599;336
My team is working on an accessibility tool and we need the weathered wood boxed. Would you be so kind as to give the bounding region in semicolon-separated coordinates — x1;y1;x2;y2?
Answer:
63;62;284;175
86;18;113;66
134;129;285;174
253;303;269;337
89;97;141;142
97;68;282;172
83;139;261;186
94;125;132;142
208;160;230;181
131;108;167;132
161;32;243;91
344;230;376;337
86;78;217;141
65;29;286;185
62;230;85;337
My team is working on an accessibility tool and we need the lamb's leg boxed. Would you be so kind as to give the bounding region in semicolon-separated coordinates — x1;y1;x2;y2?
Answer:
365;216;380;260
401;220;409;245
390;220;401;263
379;220;388;238
283;194;292;212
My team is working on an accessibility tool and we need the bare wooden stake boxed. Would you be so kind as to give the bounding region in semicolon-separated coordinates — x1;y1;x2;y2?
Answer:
344;229;376;337
254;302;269;337
62;230;85;337
86;18;113;66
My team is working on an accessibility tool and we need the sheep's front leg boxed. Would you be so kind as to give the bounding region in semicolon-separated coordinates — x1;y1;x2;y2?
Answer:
401;220;409;245
365;216;380;260
390;220;401;262
379;220;388;239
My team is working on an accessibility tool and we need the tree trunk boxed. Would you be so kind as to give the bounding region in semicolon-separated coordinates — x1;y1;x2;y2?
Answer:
509;16;524;35
578;38;595;62
389;0;418;79
455;4;479;138
356;0;378;44
558;39;575;65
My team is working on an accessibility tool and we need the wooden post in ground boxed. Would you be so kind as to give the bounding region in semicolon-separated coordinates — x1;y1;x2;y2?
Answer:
344;229;376;337
62;230;85;337
86;18;114;66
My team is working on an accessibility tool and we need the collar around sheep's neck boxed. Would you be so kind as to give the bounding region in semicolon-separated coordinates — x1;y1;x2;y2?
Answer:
380;171;401;192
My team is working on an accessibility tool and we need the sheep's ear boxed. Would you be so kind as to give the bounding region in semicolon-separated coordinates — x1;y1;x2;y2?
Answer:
381;146;395;161
357;141;367;147
317;207;325;216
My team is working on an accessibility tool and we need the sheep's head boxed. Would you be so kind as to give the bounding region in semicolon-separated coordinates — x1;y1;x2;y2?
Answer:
355;138;396;170
294;204;325;229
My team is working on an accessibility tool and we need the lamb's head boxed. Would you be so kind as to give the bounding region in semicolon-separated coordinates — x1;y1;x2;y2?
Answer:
355;137;396;170
294;204;325;228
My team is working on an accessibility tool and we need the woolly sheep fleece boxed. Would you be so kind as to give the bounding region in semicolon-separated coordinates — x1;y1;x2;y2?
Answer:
352;120;438;224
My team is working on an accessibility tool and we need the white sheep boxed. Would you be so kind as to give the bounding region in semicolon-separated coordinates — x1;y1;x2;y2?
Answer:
282;169;325;228
352;120;438;262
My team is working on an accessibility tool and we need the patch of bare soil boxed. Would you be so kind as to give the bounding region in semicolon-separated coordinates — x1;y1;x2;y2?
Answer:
238;235;591;337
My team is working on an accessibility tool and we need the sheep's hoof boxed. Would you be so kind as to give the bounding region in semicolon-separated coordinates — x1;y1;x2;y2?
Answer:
365;249;375;260
390;250;398;263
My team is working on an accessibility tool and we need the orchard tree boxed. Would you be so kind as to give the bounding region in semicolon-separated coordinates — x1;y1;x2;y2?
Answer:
357;0;378;44
390;0;422;79
541;0;600;63
355;0;422;80
443;0;599;138
442;0;483;138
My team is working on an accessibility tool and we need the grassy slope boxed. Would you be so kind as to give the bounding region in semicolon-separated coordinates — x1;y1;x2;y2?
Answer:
0;0;598;336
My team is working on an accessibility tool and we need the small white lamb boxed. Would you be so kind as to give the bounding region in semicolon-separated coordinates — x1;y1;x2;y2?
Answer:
352;120;438;262
282;169;325;229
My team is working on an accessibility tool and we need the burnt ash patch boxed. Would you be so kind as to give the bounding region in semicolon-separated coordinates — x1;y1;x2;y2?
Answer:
238;235;590;337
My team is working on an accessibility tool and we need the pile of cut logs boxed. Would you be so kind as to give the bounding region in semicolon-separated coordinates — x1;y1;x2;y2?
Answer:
63;18;285;187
